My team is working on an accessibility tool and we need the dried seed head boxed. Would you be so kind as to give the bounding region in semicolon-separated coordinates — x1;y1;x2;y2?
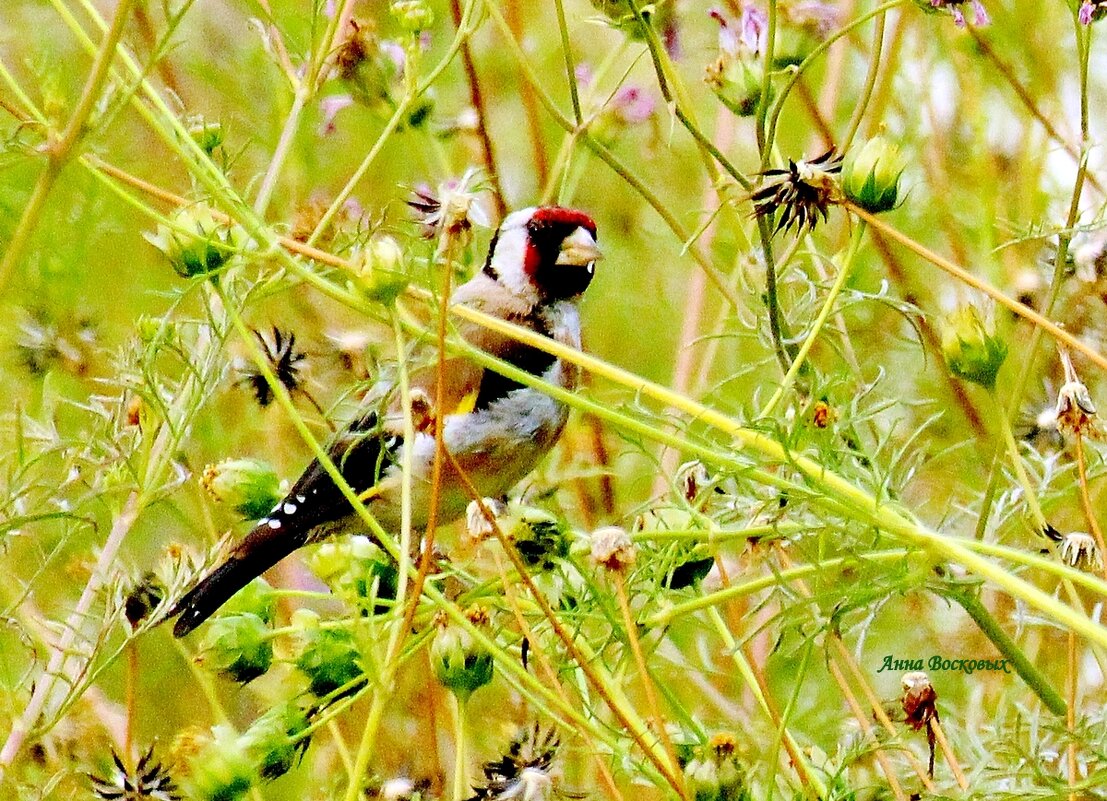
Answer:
431;607;494;700
676;460;710;502
89;745;180;801
751;149;843;235
589;525;637;572
1061;532;1103;571
1055;352;1100;439
465;497;507;543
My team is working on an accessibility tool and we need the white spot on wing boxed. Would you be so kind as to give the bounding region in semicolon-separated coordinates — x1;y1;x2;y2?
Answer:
283;502;297;515
268;518;282;529
296;494;306;503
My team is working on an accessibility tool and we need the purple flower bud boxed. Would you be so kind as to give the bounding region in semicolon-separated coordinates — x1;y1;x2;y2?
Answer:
1080;0;1094;24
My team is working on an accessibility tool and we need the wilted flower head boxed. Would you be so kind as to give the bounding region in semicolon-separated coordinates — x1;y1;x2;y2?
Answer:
589;525;637;572
89;746;179;801
408;168;490;242
296;625;364;698
334;20;410;118
1060;531;1102;571
390;0;434;32
901;671;938;730
16;306;97;377
467;725;560;801
197;613;273;683
1055;351;1101;439
306;536;397;611
841;136;906;213
925;0;988;27
238;703;311;780
752;148;843;235
940;305;1008;391
318;94;354;137
465;497;508;543
177;724;255;801
144;205;248;279
705;7;771;117
590;0;676;43
1080;1;1107;24
787;1;840;38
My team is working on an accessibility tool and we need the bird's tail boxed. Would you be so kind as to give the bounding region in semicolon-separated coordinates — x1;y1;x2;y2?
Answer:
170;524;308;638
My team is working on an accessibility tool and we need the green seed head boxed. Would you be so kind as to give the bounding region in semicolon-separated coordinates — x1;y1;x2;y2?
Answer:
144;205;246;278
181;724;256;801
430;608;494;701
201;458;282;521
390;0;434;32
842;136;906;213
197;613;273;684
941;305;1008;391
353;235;409;305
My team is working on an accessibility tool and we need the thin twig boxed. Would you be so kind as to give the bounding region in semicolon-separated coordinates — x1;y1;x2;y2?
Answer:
450;0;507;221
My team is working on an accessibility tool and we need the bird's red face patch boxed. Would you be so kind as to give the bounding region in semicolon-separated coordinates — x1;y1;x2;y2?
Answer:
522;207;598;278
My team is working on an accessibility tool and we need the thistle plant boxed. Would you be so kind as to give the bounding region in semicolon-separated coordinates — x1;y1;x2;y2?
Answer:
5;2;1107;801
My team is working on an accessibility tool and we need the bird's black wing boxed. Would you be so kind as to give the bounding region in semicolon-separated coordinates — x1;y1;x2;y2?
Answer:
171;410;397;637
261;409;398;536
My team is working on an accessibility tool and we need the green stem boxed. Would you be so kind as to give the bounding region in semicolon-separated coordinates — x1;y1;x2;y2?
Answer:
453;695;469;801
764;0;907;154
945;588;1066;716
840;10;887;152
0;0;137;293
553;0;582;126
991;391;1049;535
761;220;867;417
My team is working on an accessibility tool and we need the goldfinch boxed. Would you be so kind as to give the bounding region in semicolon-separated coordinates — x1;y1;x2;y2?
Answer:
171;206;600;637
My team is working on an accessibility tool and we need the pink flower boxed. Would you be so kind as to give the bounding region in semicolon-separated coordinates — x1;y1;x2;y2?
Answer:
318;94;353;137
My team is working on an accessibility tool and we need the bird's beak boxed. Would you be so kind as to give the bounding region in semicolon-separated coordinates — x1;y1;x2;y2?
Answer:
555;227;602;267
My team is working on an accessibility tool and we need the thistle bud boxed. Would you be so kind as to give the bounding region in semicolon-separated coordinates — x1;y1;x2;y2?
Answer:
197;613;273;683
390;0;434;32
353;235;409;305
296;627;364;698
179;724;256;801
201;458;282;520
143;205;246;278
841;136;906;213
940;305;1008;391
431;607;494;701
240;703;311;780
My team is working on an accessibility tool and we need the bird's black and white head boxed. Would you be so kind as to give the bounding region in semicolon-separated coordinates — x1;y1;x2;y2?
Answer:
483;206;601;305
